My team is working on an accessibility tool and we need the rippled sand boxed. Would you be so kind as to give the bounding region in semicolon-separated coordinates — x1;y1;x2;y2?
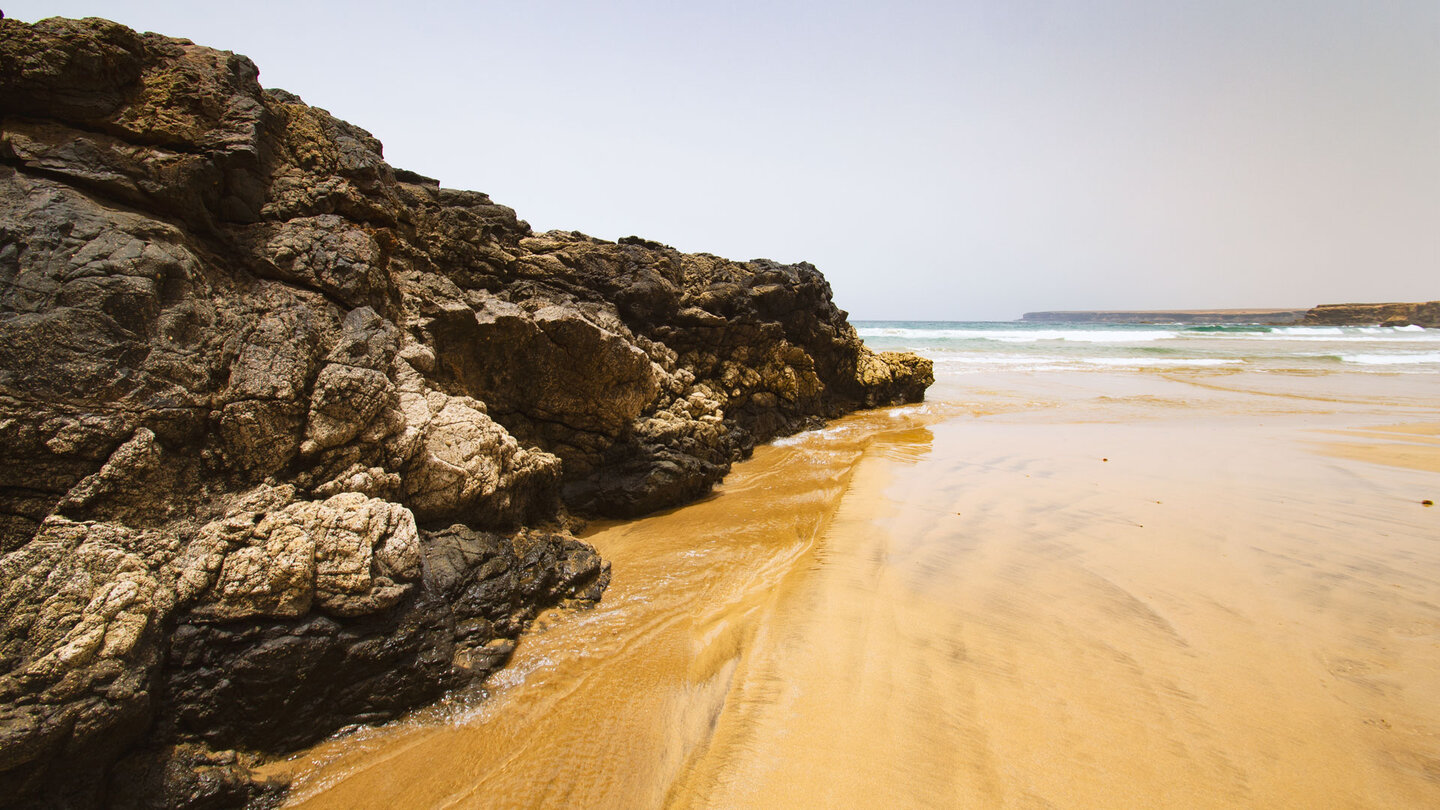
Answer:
278;368;1440;809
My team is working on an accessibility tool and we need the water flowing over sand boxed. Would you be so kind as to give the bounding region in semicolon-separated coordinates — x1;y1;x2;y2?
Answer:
275;359;1440;808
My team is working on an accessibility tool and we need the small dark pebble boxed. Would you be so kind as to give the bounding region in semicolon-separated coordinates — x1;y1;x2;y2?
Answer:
1102;458;1109;462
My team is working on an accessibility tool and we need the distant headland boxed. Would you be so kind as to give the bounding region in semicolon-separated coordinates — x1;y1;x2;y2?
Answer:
1020;308;1309;325
1021;301;1439;327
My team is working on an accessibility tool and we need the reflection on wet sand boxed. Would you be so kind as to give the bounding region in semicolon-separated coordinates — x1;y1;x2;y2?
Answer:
281;369;1440;809
1316;423;1440;474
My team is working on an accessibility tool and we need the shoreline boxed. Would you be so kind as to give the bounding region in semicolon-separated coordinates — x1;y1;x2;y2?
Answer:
273;365;1440;808
272;405;942;808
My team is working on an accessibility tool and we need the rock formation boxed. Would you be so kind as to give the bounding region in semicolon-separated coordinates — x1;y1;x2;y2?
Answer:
1020;303;1440;328
0;16;931;809
1020;309;1308;324
1303;301;1440;328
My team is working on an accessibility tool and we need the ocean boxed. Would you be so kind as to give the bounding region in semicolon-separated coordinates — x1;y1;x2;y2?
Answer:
855;320;1440;374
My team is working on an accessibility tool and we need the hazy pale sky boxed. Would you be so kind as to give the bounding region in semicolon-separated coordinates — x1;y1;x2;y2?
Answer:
8;1;1438;319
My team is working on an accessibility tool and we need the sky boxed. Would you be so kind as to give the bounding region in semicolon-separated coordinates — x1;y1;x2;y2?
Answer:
7;1;1438;319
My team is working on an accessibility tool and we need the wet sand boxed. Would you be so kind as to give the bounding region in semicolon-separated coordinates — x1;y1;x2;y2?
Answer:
278;367;1440;809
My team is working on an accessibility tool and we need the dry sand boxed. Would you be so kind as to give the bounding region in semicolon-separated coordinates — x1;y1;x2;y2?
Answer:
277;367;1440;809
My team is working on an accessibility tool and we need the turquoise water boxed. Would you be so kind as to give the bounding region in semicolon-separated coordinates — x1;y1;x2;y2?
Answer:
854;320;1440;374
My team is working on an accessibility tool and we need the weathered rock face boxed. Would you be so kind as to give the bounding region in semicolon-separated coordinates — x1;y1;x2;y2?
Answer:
1303;301;1440;328
0;15;931;808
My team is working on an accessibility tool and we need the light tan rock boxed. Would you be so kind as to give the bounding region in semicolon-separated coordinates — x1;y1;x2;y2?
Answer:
182;492;420;621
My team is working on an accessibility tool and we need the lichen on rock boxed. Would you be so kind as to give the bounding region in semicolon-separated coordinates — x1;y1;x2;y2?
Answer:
0;14;932;808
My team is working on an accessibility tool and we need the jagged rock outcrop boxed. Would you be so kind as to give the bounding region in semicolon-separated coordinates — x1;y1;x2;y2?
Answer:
1303;301;1440;328
0;15;932;809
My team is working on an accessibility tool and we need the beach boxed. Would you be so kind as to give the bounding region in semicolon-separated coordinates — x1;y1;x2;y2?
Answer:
274;324;1440;808
2;8;1433;806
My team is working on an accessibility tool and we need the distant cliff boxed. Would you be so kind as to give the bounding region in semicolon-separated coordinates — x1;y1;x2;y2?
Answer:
0;15;932;809
1022;303;1440;328
1303;301;1440;327
1021;309;1308;324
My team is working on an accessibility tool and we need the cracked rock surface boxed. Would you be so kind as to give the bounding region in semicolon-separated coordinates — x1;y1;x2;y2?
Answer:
0;15;932;809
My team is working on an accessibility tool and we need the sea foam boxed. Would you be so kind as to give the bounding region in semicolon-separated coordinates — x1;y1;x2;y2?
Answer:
1340;352;1440;366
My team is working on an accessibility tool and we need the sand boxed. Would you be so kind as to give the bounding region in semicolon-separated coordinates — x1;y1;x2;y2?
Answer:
275;366;1440;809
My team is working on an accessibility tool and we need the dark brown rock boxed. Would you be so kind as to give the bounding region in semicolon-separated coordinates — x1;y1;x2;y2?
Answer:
0;15;930;809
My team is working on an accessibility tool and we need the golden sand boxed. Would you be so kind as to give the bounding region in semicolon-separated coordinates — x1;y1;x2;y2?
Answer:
277;368;1440;809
